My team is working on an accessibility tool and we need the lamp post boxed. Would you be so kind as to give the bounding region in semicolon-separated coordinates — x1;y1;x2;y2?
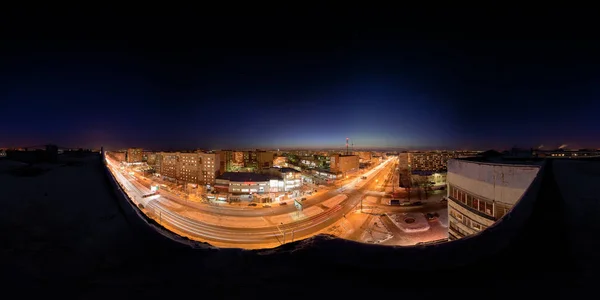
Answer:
360;195;363;213
279;222;285;244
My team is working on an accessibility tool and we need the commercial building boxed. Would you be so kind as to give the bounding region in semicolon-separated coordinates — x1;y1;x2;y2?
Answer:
215;172;278;195
446;155;542;241
265;167;302;191
127;148;143;164
329;154;359;175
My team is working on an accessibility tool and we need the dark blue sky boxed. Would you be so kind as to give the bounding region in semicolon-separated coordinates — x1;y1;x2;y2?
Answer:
1;8;599;150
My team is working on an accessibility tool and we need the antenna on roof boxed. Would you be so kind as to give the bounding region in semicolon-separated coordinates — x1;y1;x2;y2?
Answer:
346;138;349;155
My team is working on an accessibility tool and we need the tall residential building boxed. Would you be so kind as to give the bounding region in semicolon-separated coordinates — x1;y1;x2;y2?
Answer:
398;151;480;172
147;153;157;166
256;151;276;169
198;152;220;186
407;151;455;172
109;151;126;162
127;148;143;163
159;153;179;180
446;156;542;241
217;150;234;173
178;153;201;184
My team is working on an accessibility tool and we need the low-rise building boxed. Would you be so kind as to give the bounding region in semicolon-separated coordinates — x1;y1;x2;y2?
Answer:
265;167;302;191
446;156;542;241
410;170;447;189
215;172;279;194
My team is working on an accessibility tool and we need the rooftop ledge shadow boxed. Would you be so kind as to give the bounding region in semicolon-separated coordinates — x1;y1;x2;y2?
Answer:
104;152;565;272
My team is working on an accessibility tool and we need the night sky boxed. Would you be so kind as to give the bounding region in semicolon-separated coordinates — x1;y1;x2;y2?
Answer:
1;8;599;151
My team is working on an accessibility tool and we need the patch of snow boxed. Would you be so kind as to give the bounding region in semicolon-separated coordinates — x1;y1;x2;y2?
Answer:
386;212;430;233
321;194;348;208
437;208;448;228
361;216;394;244
0;159;27;171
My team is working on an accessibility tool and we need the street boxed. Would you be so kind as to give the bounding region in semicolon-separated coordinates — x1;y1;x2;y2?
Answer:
105;155;447;248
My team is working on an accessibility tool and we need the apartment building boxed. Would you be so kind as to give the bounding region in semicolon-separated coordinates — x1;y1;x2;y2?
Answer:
126;148;143;164
159;153;179;180
178;153;200;184
109;151;126;162
217;150;275;172
198;152;220;185
156;151;221;186
446;156;542;241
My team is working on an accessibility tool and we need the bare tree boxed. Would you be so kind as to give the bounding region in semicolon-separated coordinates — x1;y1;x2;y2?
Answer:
399;169;412;200
412;175;433;200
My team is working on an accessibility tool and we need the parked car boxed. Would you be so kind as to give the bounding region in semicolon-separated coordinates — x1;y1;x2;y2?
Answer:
425;212;438;221
248;203;257;207
262;204;271;208
301;197;307;201
279;202;287;206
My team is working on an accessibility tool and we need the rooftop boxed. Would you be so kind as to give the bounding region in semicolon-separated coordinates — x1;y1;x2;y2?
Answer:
272;167;300;173
217;171;279;182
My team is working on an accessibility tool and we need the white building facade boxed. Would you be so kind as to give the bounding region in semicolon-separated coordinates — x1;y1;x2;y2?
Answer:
447;158;541;241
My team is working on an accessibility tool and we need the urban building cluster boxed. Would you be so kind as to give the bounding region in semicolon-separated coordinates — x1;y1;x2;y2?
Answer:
396;150;481;190
107;148;391;198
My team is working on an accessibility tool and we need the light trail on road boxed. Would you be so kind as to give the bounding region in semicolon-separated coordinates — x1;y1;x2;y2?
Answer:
105;154;398;247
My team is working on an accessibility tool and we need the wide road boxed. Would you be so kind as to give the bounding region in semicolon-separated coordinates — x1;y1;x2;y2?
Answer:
107;156;393;217
105;155;398;247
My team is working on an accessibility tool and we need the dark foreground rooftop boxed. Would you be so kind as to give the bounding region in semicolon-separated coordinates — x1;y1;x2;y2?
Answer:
1;154;598;299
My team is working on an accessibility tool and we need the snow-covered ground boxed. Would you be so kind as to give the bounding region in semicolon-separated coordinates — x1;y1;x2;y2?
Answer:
179;210;272;228
0;159;27;171
316;209;369;239
386;212;430;233
360;216;393;244
363;195;379;205
1;154;154;287
436;208;448;228
321;194;347;208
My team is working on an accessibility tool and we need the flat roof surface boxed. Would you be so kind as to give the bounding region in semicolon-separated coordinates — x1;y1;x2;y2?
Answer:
217;172;278;182
2;154;599;298
457;156;545;166
274;167;300;173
